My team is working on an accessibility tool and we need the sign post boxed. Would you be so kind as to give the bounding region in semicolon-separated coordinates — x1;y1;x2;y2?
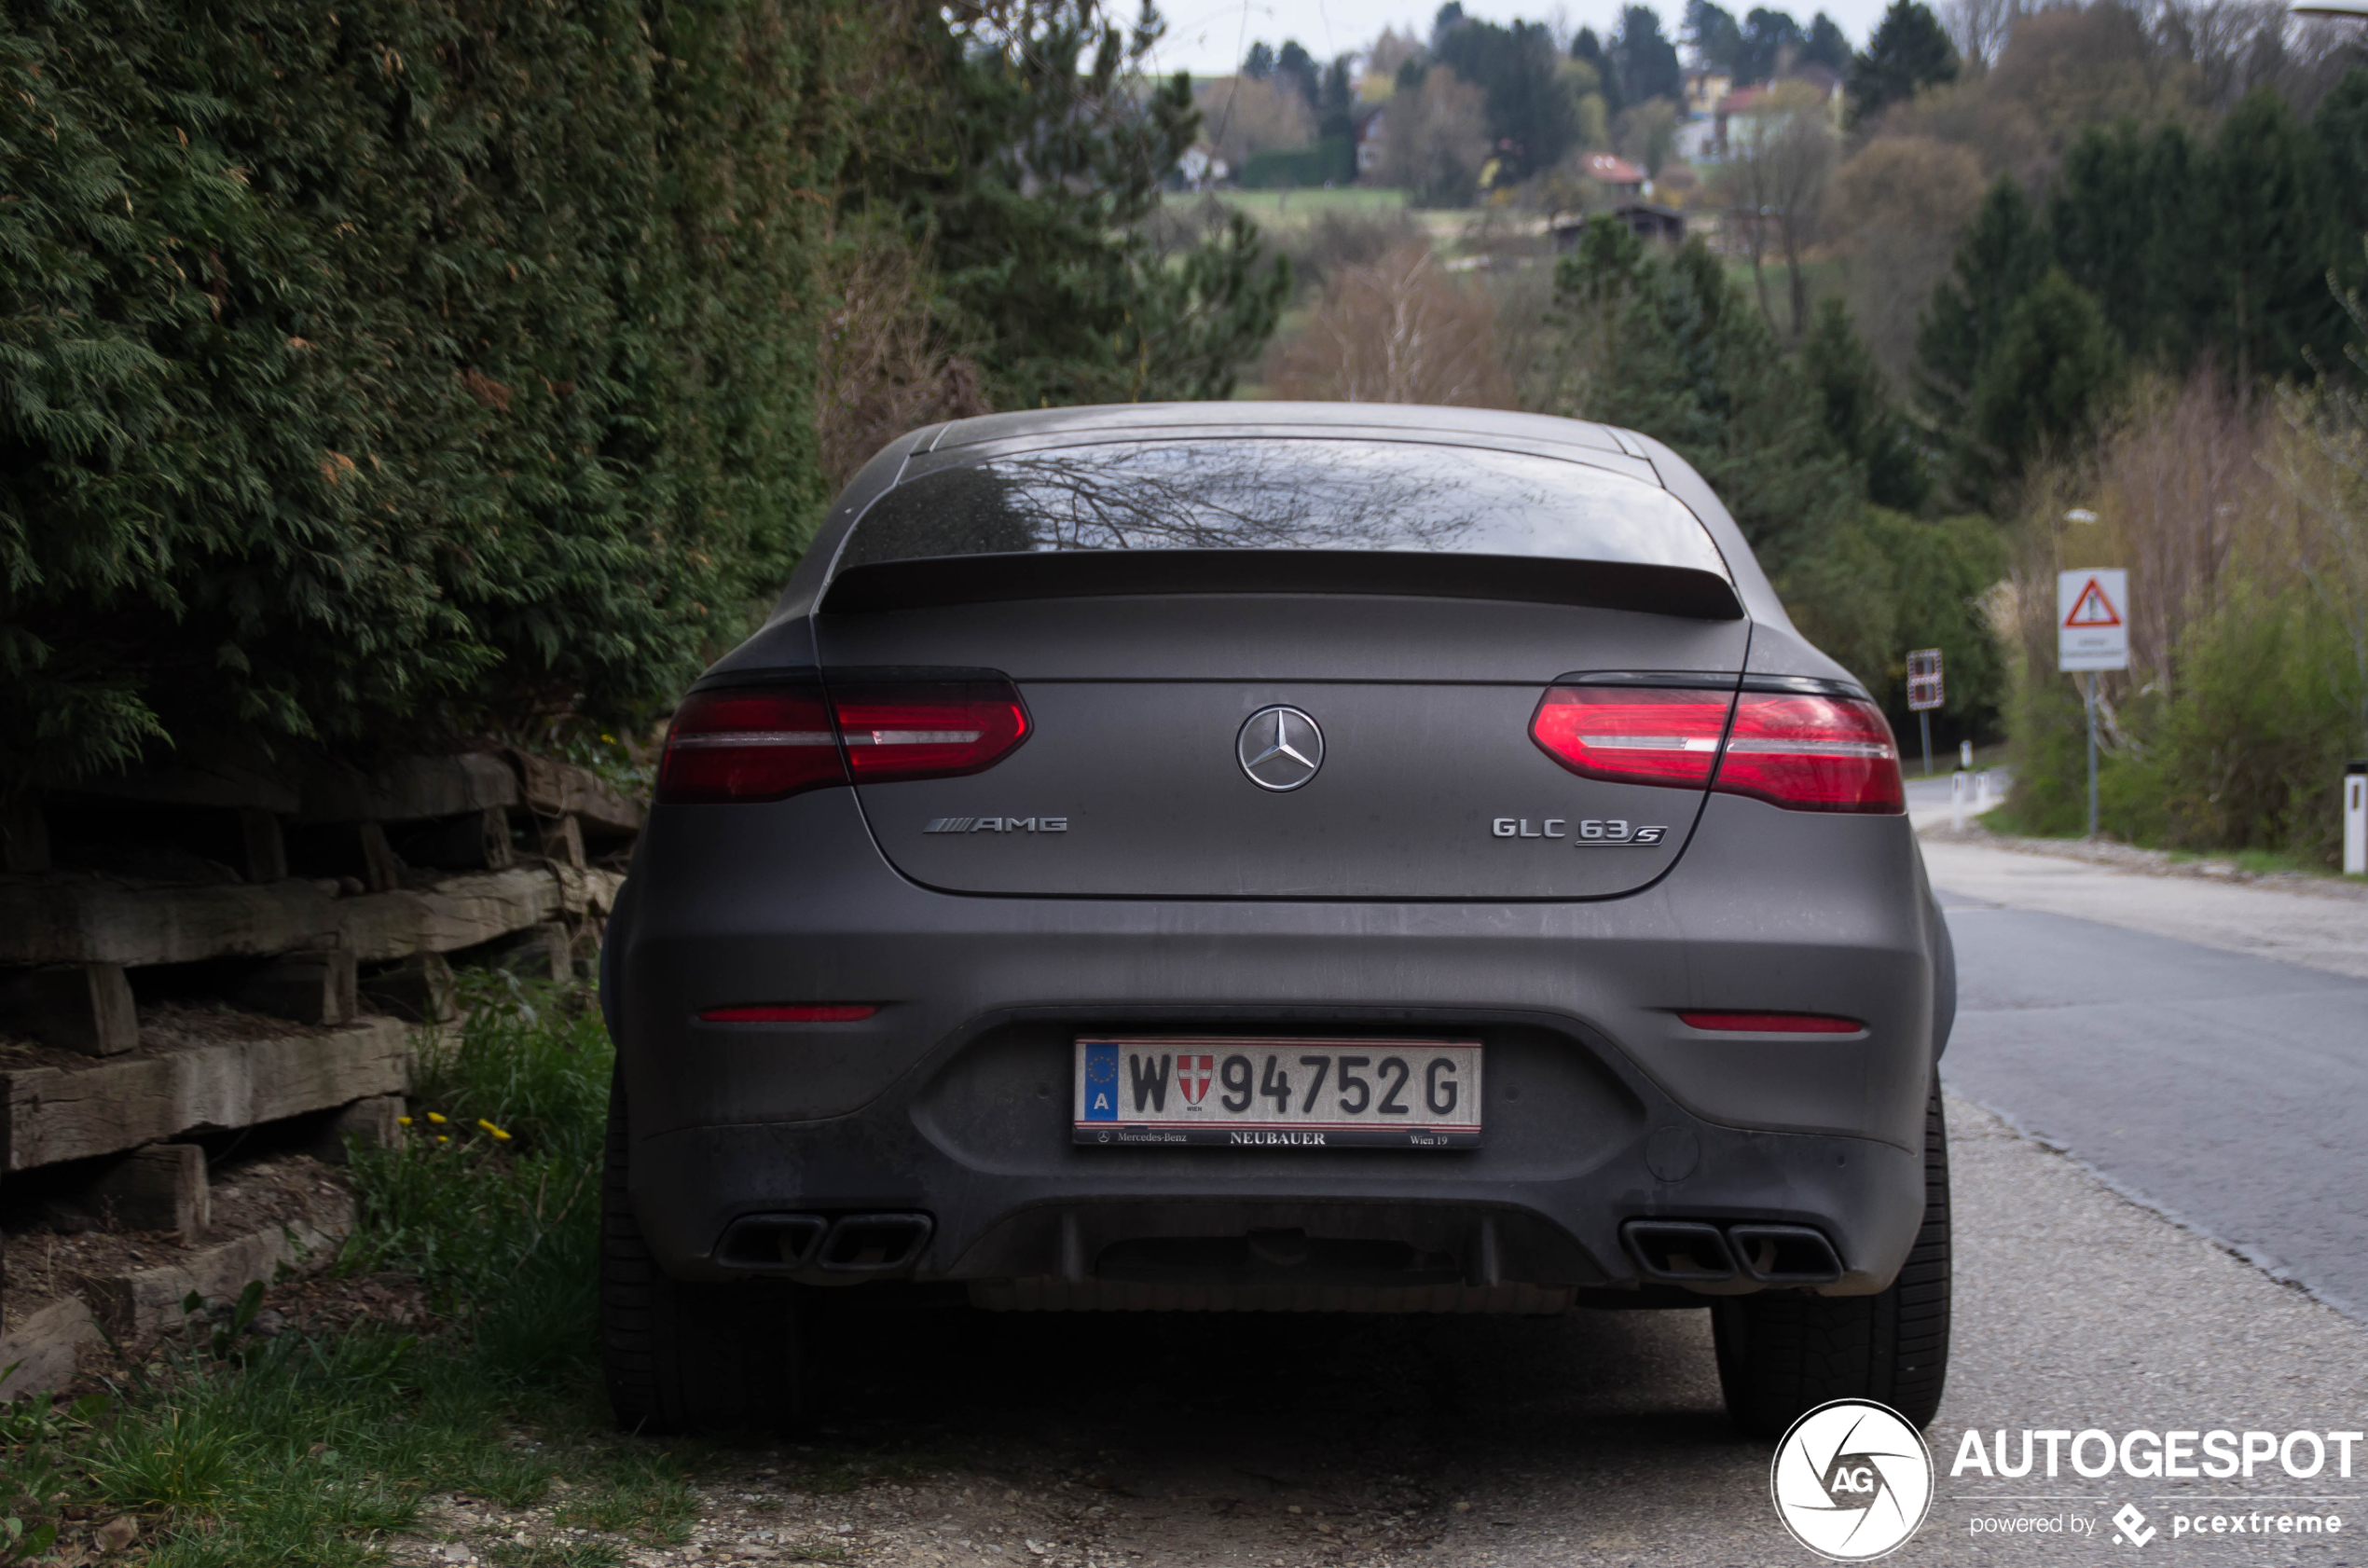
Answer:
2058;570;2130;840
1906;648;1944;777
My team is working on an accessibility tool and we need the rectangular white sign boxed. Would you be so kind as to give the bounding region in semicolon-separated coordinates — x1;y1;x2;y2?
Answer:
2058;569;2129;672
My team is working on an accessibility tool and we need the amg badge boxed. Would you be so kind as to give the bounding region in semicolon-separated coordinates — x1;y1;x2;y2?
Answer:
924;816;1068;833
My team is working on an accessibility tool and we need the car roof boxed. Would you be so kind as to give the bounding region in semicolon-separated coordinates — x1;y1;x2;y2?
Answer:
925;402;1653;466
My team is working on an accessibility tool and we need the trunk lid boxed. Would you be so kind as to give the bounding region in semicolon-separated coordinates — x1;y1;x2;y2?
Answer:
818;595;1747;901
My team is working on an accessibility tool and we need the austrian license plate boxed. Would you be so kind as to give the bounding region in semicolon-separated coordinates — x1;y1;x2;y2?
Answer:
1072;1036;1483;1148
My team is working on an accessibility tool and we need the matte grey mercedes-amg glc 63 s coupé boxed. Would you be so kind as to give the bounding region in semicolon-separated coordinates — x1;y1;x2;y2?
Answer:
599;403;1955;1437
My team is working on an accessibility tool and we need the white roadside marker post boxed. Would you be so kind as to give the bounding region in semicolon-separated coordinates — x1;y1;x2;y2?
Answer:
2347;761;2366;875
1951;770;1966;831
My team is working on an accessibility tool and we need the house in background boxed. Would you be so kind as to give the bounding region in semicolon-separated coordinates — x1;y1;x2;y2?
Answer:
1354;105;1387;176
1550;200;1687;252
1684;67;1733;117
1709;69;1846;158
1577;151;1647;198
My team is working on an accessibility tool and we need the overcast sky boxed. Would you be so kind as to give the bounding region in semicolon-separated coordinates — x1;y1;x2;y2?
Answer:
1144;0;1885;76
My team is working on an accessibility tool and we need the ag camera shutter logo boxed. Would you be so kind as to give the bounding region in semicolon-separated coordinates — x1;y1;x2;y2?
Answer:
1770;1399;1934;1561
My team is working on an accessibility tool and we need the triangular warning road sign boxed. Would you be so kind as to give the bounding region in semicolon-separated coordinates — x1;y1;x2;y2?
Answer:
2063;576;2123;628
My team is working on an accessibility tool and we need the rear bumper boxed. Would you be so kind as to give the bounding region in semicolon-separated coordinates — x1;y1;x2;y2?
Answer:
609;790;1947;1300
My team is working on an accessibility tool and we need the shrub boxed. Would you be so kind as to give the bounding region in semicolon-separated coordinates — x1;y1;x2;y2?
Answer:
1998;364;2368;862
0;0;848;793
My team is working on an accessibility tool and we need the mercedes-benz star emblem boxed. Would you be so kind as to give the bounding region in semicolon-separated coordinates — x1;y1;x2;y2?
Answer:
1237;706;1324;791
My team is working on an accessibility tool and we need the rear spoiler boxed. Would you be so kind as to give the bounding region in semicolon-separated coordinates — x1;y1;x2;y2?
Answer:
819;551;1744;621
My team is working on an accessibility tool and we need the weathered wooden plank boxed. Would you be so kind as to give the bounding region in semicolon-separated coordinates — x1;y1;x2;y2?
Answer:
1;1016;415;1172
71;1191;353;1339
298;751;517;825
87;1144;209;1239
0;875;340;967
538;813;585;870
507;749;644;833
227;951;357;1025
0;864;613;967
358;951;457;1023
0;963;140;1056
338;867;566;961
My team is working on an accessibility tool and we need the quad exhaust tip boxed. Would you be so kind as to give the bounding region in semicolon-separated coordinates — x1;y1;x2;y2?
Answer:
1622;1218;1841;1286
715;1212;933;1274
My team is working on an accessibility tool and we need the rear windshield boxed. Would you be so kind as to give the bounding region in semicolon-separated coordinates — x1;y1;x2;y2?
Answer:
837;438;1729;578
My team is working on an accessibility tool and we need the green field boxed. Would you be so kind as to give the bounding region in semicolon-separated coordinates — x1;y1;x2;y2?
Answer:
1210;186;1409;228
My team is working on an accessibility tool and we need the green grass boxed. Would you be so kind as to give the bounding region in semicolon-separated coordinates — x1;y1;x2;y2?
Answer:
2161;846;2342;878
0;975;714;1567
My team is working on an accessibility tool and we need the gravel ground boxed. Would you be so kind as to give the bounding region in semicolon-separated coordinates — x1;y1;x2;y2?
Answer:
385;1093;2367;1568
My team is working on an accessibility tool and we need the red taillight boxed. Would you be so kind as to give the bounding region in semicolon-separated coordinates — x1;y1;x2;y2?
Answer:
1529;683;1903;815
658;687;847;805
1530;686;1732;788
1678;1011;1863;1033
1714;693;1903;815
656;678;1030;805
699;1004;880;1024
829;681;1030;784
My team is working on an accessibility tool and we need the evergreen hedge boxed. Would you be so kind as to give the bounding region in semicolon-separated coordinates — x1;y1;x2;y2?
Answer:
1;0;847;792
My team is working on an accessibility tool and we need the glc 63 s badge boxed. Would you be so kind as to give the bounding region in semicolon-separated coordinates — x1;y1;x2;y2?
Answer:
1492;818;1668;846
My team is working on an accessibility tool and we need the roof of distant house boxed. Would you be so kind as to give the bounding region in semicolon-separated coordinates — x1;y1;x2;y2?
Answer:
1579;152;1646;185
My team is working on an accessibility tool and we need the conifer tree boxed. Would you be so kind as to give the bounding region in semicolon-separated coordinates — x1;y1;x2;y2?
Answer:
1847;0;1956;126
853;0;1289;409
2204;89;2337;387
1804;300;1932;514
1915;176;2047;501
1967;269;2122;502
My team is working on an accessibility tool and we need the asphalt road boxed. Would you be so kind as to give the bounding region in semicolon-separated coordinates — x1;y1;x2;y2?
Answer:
400;818;2368;1568
1934;867;2368;1320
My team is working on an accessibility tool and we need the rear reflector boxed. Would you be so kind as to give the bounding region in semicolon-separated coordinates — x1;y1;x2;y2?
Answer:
1678;1011;1862;1033
1529;684;1903;814
1714;693;1903;815
659;687;847;805
699;1004;880;1024
829;681;1030;784
1530;686;1731;789
656;677;1030;804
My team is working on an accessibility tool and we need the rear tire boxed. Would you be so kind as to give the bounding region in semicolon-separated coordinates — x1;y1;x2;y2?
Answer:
1713;1083;1950;1437
600;1070;805;1433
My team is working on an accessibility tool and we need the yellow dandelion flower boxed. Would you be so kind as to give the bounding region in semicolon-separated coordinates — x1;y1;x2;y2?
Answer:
425;1111;447;1124
436;1135;450;1144
396;1116;413;1126
477;1119;512;1141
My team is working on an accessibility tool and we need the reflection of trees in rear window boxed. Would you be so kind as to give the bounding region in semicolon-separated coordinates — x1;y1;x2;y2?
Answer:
839;440;1728;575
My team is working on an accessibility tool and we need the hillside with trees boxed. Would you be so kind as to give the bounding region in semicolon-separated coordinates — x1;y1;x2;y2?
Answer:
1237;0;2364;863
